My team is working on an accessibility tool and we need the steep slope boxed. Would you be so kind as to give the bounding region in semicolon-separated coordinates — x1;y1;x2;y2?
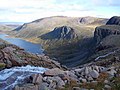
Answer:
40;26;78;40
0;39;64;70
87;16;120;63
94;25;120;44
106;16;120;25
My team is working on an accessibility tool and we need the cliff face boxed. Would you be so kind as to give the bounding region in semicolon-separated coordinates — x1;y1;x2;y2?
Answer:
87;16;120;63
94;25;120;44
106;16;120;25
40;26;78;40
94;16;120;44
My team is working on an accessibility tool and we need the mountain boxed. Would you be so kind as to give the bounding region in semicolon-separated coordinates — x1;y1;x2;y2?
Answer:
0;16;120;90
106;16;120;25
0;25;15;31
0;22;21;31
87;16;120;63
40;26;78;40
11;16;108;42
7;16;108;67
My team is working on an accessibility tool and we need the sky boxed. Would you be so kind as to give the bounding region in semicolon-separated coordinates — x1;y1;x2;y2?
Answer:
0;0;120;22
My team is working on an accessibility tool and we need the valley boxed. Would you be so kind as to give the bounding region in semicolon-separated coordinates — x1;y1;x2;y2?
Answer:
0;16;120;90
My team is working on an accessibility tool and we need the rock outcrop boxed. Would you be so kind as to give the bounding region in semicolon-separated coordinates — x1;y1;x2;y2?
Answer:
94;25;120;44
106;16;120;25
94;16;120;44
40;26;78;40
0;39;64;70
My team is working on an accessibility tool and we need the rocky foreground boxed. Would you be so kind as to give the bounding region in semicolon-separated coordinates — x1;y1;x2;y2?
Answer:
0;39;64;70
14;63;120;90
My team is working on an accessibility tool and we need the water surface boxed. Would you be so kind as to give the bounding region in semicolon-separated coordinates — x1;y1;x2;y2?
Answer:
0;34;43;54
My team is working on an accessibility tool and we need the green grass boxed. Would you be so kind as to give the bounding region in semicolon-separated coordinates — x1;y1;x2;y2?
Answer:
0;63;6;69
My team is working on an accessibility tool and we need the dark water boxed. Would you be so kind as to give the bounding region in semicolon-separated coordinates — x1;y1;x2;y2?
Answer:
0;34;44;54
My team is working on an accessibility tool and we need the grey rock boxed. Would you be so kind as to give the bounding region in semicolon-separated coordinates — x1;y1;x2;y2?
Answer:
87;76;93;82
14;84;39;90
72;87;81;90
104;80;109;84
32;74;43;84
104;85;111;89
79;78;87;83
89;70;99;79
107;69;117;76
39;83;49;90
44;68;64;76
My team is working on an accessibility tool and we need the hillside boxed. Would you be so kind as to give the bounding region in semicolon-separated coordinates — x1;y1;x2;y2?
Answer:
0;37;120;90
0;16;120;90
0;25;14;31
8;16;108;67
87;16;120;63
10;16;108;42
40;26;78;40
0;39;64;70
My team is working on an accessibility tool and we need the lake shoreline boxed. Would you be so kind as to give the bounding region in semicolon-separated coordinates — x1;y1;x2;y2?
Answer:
0;33;44;54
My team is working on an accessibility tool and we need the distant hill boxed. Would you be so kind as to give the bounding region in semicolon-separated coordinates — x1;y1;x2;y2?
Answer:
0;22;21;31
0;25;15;31
12;16;108;40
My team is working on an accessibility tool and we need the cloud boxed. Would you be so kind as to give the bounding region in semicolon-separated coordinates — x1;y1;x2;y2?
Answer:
0;0;119;22
91;0;120;6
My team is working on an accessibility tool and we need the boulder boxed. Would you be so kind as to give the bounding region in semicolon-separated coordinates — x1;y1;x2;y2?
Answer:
14;84;39;90
107;69;117;76
104;80;109;84
72;87;81;90
44;76;65;89
104;85;111;89
89;70;99;79
39;83;49;90
54;76;65;88
31;74;43;84
44;68;64;76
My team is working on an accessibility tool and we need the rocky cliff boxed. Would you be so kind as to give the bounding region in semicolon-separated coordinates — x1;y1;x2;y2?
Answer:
94;16;120;44
88;16;120;62
106;16;120;25
10;16;107;40
94;25;120;44
40;26;78;40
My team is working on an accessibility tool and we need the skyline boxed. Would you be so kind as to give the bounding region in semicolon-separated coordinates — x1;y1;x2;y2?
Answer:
0;0;120;22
